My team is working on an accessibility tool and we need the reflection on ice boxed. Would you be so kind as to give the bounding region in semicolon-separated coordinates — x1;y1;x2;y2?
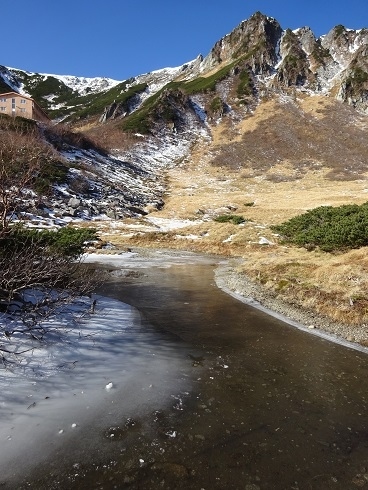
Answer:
82;250;216;270
0;294;194;482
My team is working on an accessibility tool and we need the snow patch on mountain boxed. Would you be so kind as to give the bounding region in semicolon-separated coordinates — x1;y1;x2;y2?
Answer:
4;66;121;97
48;74;121;95
132;57;203;95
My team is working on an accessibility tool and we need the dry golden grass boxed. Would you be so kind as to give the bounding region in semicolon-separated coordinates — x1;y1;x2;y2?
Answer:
234;246;368;327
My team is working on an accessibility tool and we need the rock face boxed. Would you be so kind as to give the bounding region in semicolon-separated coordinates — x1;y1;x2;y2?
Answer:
0;66;21;92
276;28;313;87
195;13;368;112
99;91;145;123
319;26;368;111
199;12;283;76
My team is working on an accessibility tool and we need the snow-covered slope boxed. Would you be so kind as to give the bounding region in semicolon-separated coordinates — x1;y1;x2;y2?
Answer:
2;66;121;97
37;73;121;96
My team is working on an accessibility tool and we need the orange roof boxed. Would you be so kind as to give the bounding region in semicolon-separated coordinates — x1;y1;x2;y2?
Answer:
0;91;33;100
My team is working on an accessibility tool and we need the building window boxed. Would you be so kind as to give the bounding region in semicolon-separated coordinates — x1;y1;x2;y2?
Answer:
0;107;6;111
0;97;6;102
20;99;26;104
20;108;26;113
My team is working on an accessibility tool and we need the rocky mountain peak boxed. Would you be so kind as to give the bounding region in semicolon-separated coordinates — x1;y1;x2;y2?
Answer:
321;25;368;67
293;26;317;55
198;12;283;76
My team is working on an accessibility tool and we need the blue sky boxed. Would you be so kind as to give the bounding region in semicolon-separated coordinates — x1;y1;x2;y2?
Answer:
2;0;367;80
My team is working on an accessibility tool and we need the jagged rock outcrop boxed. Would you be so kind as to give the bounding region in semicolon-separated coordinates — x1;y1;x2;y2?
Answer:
147;88;208;134
189;14;368;113
337;45;368;111
199;12;283;76
316;26;368;111
275;29;314;87
99;92;144;123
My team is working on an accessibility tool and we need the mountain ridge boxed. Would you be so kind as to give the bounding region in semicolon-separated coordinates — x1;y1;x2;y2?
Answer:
1;11;367;124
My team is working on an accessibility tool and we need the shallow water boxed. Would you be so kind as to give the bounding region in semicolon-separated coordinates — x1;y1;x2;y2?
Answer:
4;251;368;489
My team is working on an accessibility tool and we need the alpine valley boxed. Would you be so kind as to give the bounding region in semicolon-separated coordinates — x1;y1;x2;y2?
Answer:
1;11;368;344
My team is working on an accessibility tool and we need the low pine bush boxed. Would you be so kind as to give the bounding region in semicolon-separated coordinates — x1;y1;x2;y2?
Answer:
0;227;97;259
271;203;368;252
214;214;245;225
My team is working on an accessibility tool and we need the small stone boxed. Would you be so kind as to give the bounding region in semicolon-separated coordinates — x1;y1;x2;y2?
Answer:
352;475;366;487
195;434;205;441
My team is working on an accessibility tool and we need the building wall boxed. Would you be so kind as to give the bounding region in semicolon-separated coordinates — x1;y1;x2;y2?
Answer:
0;93;49;122
31;102;50;123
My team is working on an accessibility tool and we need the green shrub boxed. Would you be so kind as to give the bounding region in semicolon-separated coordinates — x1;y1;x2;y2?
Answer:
344;67;368;100
46;227;97;257
0;114;37;133
237;70;253;98
0;227;97;259
271;203;368;252
0;227;98;311
348;67;368;85
34;160;69;195
121;110;152;134
311;42;332;64
209;96;223;113
334;25;346;38
183;61;237;94
214;214;245;225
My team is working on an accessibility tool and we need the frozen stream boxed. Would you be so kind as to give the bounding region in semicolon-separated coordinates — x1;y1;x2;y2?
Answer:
1;249;368;489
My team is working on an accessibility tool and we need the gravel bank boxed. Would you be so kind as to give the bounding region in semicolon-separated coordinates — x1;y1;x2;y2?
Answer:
215;259;368;353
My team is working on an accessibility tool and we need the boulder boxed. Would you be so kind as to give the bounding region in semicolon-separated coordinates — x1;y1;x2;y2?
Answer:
68;197;81;208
